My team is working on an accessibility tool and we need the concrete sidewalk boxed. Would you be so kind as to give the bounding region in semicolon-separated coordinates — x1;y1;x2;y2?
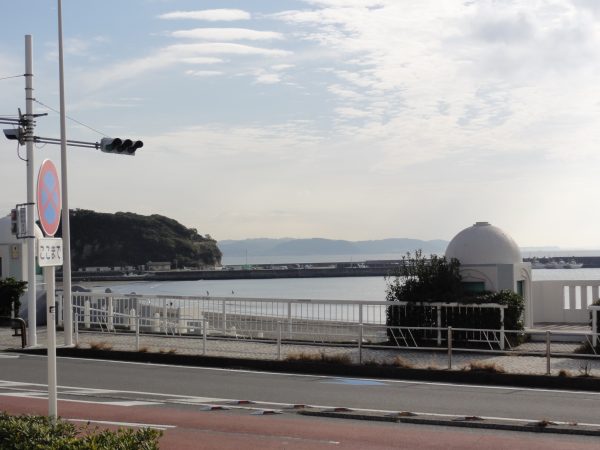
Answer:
2;326;599;378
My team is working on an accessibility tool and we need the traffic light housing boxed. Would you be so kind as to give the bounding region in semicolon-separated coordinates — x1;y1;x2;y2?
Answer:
100;137;143;156
10;209;17;235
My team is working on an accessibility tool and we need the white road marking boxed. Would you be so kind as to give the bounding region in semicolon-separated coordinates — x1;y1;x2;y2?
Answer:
68;418;175;430
0;354;19;359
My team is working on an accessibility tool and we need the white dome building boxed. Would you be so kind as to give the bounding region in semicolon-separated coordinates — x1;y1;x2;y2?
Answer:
446;222;533;327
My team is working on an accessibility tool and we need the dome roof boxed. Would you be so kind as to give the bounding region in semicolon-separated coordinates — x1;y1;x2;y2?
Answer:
445;222;522;265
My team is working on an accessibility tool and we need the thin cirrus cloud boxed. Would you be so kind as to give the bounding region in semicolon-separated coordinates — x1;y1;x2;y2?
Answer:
158;9;251;21
171;28;284;41
85;42;290;89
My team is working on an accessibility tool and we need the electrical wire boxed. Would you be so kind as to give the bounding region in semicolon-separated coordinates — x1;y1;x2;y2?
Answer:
15;136;27;162
0;74;24;81
34;98;108;137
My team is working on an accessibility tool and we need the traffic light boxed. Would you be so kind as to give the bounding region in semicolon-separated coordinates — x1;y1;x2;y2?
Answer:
99;137;143;156
10;209;17;235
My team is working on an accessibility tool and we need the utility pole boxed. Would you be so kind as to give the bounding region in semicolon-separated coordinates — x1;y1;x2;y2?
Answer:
24;35;37;347
57;0;73;347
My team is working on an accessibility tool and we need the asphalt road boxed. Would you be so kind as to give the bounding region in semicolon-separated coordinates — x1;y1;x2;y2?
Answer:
0;353;599;426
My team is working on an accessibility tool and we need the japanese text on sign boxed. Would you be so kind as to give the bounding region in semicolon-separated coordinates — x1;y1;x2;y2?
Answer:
38;238;63;267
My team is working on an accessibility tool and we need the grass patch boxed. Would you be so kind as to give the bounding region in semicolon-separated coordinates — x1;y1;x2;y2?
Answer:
285;351;352;365
89;341;112;351
159;348;177;355
462;361;505;374
558;369;572;377
391;356;415;369
138;346;149;353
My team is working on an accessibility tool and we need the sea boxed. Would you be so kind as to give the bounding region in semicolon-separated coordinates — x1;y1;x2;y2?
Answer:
84;266;600;302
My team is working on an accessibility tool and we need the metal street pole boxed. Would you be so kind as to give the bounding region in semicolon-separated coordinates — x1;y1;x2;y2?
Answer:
24;35;37;347
57;0;73;346
45;265;58;420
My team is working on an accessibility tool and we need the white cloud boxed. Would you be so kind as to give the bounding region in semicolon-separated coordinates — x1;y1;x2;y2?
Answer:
184;69;222;77
83;43;291;89
180;57;223;65
171;28;284;41
166;42;291;57
255;73;281;84
158;9;251;21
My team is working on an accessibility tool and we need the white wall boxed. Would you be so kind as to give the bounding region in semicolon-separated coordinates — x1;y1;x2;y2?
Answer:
532;280;599;324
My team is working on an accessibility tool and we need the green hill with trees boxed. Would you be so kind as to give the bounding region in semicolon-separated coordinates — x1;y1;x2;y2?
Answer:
62;209;221;270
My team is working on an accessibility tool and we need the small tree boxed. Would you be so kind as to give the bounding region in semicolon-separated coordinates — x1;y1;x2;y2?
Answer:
386;250;463;304
0;277;27;317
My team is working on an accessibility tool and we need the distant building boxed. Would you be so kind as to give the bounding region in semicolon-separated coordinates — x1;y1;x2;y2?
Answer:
146;261;171;271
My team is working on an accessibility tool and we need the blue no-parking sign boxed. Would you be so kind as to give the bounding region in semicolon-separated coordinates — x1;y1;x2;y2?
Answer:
37;159;61;237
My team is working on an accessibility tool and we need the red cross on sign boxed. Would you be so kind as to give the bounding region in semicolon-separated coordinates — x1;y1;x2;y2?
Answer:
37;159;61;237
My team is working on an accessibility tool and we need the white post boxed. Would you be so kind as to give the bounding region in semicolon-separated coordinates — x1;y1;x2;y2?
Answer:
358;323;363;364
25;35;37;348
57;0;73;347
287;302;292;338
447;326;452;370
222;300;227;333
44;266;57;421
277;321;282;360
500;307;505;350
129;308;136;331
202;317;207;355
162;299;168;334
56;294;63;327
437;306;442;346
135;315;140;351
83;299;90;329
107;297;114;331
593;308;598;348
546;331;551;376
73;306;78;346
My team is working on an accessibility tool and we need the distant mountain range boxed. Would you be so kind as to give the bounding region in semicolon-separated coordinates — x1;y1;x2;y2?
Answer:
217;238;449;258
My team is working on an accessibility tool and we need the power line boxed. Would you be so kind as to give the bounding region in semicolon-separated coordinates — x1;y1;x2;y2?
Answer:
0;74;24;81
34;98;108;137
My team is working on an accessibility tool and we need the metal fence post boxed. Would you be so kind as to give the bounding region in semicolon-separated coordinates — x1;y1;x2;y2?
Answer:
203;317;207;356
358;323;363;364
222;300;227;334
500;308;505;350
135;315;140;352
593;309;598;348
73;306;79;346
437;307;442;346
447;326;452;370
546;331;551;375
107;297;114;331
57;294;63;328
84;299;90;329
287;302;292;339
277;321;282;360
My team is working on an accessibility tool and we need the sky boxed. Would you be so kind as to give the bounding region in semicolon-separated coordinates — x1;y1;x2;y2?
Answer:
1;0;600;248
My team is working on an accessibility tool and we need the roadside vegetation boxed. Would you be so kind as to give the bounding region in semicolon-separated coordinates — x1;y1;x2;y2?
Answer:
385;251;525;346
0;413;162;449
0;278;27;317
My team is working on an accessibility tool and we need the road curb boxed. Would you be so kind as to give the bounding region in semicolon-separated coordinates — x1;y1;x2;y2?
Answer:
298;410;600;436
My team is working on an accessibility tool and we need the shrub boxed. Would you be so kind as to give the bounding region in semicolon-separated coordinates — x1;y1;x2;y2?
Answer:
0;278;27;317
0;412;162;449
462;361;505;374
385;251;525;345
285;351;352;365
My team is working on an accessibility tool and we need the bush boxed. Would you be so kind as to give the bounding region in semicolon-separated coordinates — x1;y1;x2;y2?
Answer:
385;251;525;346
0;278;27;317
0;412;162;449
